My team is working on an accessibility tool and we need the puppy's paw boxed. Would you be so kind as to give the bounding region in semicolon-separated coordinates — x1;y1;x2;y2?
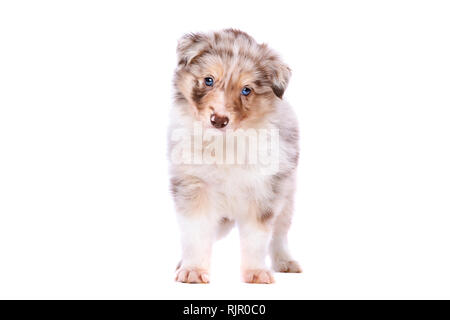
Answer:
242;269;275;284
273;260;302;273
175;268;210;284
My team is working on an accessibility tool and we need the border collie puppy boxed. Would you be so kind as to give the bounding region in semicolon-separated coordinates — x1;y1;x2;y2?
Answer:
169;29;301;283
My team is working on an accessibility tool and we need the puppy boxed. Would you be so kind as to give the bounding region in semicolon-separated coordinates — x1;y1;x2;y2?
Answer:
169;29;301;284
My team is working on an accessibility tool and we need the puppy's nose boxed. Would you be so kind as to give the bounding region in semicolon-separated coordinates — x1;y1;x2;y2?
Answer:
210;114;229;128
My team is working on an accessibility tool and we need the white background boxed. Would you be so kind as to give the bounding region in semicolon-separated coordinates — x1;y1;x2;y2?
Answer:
0;0;449;299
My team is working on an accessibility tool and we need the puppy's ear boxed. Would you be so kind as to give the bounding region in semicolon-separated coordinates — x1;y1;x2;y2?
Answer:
272;63;292;99
261;45;291;98
177;32;209;67
270;62;291;99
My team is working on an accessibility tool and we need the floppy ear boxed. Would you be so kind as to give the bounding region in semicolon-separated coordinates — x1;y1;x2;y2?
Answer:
269;60;291;99
176;32;209;67
260;45;292;98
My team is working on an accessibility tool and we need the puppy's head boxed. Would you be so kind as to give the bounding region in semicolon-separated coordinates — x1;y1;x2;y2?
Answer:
174;29;291;130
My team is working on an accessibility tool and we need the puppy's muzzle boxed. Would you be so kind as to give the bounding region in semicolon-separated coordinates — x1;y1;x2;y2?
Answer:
210;114;229;128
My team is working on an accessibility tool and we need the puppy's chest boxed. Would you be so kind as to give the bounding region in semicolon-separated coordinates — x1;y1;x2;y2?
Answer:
195;164;271;199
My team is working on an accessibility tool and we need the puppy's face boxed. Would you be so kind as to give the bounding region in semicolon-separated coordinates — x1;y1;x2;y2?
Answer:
174;29;291;130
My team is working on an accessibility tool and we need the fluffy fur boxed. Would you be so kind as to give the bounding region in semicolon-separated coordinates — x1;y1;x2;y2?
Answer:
168;29;301;284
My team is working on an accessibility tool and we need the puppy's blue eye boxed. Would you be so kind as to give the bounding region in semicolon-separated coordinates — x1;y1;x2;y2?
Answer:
204;77;214;86
241;87;251;96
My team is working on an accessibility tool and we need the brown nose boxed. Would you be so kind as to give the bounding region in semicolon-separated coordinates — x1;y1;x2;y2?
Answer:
210;114;229;128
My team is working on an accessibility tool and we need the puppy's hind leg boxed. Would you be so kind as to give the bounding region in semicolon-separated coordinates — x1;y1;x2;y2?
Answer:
269;197;302;273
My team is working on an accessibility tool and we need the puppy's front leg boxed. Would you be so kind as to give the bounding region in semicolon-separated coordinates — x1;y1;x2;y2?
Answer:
172;176;213;284
238;213;274;284
175;213;213;284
